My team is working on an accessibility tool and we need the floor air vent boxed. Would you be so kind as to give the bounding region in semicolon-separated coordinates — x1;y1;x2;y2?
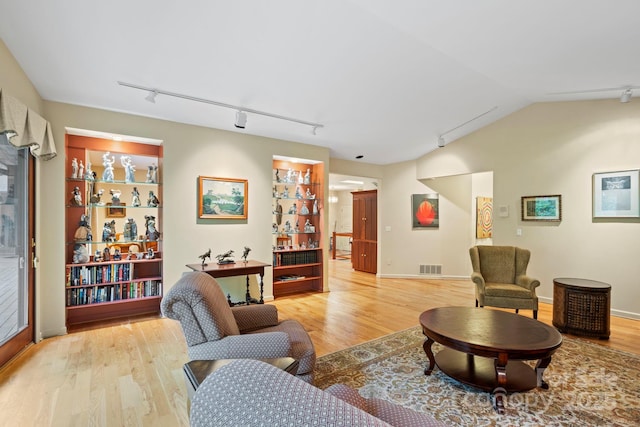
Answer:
419;264;442;275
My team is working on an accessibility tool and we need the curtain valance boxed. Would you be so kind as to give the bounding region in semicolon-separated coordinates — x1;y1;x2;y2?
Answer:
0;88;57;160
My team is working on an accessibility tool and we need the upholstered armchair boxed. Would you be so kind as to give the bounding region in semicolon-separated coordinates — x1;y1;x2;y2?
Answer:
161;271;316;383
469;245;540;319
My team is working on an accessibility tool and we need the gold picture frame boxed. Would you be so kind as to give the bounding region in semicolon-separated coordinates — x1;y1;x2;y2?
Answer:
198;176;248;219
106;202;126;218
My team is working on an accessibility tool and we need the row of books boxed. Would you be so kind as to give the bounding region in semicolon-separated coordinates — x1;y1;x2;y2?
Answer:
273;250;318;266
67;263;131;286
276;274;306;282
66;280;162;306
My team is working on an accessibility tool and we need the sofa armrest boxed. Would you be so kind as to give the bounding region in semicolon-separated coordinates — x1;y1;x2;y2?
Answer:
188;331;291;360
231;304;279;332
515;275;541;291
191;360;392;427
470;272;486;290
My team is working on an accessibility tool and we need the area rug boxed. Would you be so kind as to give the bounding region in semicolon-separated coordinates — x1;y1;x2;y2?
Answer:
315;326;640;426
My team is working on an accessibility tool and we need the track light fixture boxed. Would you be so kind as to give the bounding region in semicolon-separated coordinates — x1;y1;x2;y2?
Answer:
620;88;632;103
118;81;324;132
234;110;247;129
436;106;498;148
437;136;445;148
145;90;157;103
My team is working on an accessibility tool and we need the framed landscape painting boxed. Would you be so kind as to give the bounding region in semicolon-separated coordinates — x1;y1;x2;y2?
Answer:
593;169;640;218
521;195;562;222
198;176;248;219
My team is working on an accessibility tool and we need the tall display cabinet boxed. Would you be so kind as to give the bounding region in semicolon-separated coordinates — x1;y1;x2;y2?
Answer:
65;134;163;326
271;158;324;297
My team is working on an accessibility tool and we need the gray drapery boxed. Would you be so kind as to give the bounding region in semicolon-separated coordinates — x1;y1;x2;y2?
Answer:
0;88;57;160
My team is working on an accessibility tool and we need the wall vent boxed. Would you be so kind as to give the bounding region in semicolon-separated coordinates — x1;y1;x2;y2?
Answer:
419;264;442;275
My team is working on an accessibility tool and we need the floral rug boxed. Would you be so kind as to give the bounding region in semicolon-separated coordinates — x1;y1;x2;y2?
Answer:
315;326;640;426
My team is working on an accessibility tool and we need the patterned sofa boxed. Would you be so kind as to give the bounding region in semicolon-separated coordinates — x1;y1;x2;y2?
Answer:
190;359;445;427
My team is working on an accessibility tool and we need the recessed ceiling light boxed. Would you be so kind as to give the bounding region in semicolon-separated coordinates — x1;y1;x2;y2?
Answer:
355;155;363;159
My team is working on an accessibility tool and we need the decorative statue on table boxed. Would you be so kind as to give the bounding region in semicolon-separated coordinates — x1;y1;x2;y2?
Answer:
241;246;251;262
215;249;235;264
198;248;212;267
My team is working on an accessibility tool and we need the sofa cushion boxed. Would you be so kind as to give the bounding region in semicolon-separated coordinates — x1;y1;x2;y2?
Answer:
484;283;533;299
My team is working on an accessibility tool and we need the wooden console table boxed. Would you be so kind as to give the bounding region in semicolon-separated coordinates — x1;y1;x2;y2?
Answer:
552;277;611;339
186;260;271;305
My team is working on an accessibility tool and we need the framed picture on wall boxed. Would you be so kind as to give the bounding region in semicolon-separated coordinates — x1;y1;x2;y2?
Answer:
198;176;248;219
412;193;439;228
476;196;493;238
593;169;640;218
106;203;126;218
521;195;562;221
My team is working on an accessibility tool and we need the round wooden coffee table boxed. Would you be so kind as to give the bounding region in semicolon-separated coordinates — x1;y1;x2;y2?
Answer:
420;307;563;413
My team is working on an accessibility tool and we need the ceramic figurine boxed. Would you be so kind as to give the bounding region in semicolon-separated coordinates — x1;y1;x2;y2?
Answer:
145;215;160;241
288;203;297;215
300;201;309;215
147;190;160;207
72;244;89;264
241;246;251;262
313;199;319;215
131;187;141;207
123;217;137;241
70;186;82;206
78;160;84;180
89;189;104;204
71;158;78;179
121;155;136;183
303;169;311;185
85;161;94;180
102;152;115;182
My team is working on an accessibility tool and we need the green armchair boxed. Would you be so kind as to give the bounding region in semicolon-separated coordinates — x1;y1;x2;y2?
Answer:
469;245;540;319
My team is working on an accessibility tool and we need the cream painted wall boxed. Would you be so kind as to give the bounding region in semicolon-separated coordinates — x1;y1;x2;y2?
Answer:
414;100;640;318
39;101;330;337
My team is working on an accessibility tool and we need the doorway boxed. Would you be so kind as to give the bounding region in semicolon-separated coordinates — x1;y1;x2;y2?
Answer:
0;135;34;367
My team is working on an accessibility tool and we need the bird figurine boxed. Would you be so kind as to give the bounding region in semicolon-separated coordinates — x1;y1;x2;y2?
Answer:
198;248;211;268
242;246;251;262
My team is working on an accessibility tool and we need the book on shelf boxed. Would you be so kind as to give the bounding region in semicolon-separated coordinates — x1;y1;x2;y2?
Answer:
276;275;306;281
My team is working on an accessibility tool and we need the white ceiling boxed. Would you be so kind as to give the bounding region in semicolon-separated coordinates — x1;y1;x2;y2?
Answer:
1;1;639;165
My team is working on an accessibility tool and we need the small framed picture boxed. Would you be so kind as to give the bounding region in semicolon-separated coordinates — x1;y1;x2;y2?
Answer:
198;176;248;219
593;170;640;218
412;193;439;228
106;203;126;218
521;195;561;222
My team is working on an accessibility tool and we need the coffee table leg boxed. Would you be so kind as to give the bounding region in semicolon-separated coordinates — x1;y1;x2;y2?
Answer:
535;356;552;389
493;353;508;414
422;337;436;375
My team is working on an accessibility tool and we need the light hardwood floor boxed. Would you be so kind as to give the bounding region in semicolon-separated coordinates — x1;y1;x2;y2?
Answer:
0;259;638;426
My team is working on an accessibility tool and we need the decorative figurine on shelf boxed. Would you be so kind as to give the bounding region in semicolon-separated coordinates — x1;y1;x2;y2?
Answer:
295;187;302;199
145;248;155;259
215;250;235;265
78;160;84;181
147;190;160;207
102;152;115;182
313;199;319;215
144;215;160;241
103;247;111;262
102;220;116;242
300;201;310;215
281;186;289;199
288;203;297;215
113;248;122;261
284;220;292;233
72;243;89;264
73;214;92;242
123;217;137;241
146;163;158;183
121;155;136;183
131;187;141;207
241;246;251;262
298;170;304;184
305;188;315;199
295;219;300;233
110;189;122;205
304;168;311;185
274;199;283;225
71;158;78;179
273;186;278;198
275;169;281;182
70;186;82;206
304;219;313;232
285;168;294;183
94;249;103;263
199;248;212;267
272;222;278;233
89;189;104;205
85;161;94;180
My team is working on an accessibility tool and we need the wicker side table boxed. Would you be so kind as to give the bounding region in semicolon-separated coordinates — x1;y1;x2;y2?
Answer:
552;278;611;339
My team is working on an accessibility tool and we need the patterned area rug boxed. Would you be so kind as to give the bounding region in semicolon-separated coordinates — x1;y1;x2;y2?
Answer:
315;326;640;426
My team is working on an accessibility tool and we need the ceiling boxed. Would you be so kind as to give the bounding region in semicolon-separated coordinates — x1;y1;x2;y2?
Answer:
1;1;639;165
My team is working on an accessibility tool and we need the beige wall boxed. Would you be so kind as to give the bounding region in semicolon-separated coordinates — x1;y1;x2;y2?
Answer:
413;100;640;318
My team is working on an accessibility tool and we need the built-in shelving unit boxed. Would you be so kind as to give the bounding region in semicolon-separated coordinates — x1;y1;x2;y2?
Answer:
272;158;324;297
65;134;163;326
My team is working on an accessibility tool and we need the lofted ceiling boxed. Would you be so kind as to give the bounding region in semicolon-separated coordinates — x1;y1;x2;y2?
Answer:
1;1;639;165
